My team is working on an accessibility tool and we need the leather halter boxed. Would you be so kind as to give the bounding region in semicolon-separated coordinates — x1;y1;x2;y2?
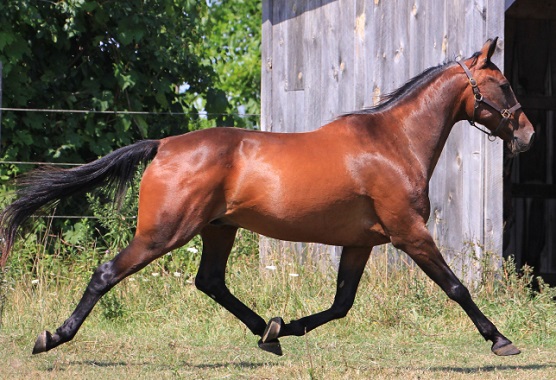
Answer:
457;61;522;141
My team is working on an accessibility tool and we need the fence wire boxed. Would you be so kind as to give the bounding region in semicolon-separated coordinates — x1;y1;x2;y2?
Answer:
0;107;260;118
0;106;261;219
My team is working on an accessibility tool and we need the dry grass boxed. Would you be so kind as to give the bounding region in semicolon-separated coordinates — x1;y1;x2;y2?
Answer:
1;240;555;379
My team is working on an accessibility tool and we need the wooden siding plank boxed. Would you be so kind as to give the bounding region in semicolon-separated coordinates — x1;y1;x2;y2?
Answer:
354;0;367;111
337;0;356;114
366;1;384;107
285;3;305;91
261;0;273;133
269;1;288;132
484;0;505;266
302;0;324;131
320;1;342;123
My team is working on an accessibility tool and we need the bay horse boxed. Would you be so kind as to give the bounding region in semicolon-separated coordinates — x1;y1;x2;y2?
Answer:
0;39;534;357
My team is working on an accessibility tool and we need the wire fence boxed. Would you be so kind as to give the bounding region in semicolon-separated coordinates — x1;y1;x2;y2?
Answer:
0;105;261;169
0;106;260;118
0;105;261;220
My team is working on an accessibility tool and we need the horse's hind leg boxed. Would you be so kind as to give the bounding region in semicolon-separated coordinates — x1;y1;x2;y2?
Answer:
260;246;372;342
31;234;180;354
194;225;273;352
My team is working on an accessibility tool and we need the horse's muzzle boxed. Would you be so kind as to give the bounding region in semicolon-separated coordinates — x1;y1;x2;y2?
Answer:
509;132;535;156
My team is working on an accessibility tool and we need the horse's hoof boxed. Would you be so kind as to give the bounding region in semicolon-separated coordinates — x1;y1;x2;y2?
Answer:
492;341;521;356
32;330;52;355
258;338;283;356
262;317;283;343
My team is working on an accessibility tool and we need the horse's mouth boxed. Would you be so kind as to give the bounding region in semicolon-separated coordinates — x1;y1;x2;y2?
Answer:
507;136;534;157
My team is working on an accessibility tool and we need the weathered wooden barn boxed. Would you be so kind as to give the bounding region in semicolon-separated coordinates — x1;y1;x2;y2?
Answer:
260;0;556;283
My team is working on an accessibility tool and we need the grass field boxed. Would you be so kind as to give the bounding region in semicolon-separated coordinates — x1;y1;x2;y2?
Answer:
1;238;555;379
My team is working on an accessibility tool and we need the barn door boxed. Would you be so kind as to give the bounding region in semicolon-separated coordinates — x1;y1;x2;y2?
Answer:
504;1;556;285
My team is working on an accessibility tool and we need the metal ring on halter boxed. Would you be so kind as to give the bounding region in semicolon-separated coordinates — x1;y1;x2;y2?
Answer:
501;109;511;119
474;93;483;102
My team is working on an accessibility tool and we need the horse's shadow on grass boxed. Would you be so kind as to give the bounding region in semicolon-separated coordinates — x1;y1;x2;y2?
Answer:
60;359;556;374
62;360;269;371
185;361;270;370
427;363;556;374
46;361;129;371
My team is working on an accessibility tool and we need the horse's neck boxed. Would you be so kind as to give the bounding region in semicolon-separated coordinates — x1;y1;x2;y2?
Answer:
390;65;467;179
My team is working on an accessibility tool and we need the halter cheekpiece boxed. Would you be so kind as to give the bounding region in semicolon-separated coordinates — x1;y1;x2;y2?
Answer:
457;61;521;141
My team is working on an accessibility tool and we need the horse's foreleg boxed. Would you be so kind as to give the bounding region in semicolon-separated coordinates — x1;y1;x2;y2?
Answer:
194;225;270;350
391;224;520;356
32;236;167;354
261;246;371;343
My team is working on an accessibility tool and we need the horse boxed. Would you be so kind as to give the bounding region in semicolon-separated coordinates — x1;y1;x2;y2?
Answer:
0;38;535;357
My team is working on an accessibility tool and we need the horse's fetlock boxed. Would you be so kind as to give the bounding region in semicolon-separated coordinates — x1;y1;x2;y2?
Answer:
330;300;353;319
332;309;349;319
55;321;77;342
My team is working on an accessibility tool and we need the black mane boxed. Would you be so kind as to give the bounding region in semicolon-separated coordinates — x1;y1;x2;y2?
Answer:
341;53;481;118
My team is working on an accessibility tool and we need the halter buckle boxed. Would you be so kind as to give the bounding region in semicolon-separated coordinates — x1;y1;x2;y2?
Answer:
501;109;511;119
474;93;483;102
468;78;478;87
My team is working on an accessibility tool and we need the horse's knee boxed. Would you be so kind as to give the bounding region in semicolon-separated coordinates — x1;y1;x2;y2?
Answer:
195;274;226;298
444;283;471;303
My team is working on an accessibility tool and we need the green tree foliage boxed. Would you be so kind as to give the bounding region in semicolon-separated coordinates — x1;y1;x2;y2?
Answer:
0;0;261;177
200;0;261;128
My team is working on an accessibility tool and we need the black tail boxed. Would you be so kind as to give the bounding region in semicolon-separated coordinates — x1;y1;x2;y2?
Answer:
0;139;160;266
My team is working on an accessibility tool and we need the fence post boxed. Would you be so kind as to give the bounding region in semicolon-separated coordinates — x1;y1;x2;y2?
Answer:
0;61;4;327
0;61;3;153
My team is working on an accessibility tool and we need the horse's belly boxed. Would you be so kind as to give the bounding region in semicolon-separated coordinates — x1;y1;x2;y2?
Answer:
226;198;387;247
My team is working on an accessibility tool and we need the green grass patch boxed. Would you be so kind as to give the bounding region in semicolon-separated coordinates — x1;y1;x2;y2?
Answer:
1;233;556;379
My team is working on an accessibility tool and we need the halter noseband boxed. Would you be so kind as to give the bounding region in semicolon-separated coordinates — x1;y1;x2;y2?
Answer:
457;61;522;141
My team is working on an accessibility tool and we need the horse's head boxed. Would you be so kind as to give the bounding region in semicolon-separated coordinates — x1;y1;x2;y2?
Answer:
459;38;535;156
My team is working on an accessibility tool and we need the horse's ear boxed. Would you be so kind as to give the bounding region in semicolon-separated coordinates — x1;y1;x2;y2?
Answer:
479;37;499;66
